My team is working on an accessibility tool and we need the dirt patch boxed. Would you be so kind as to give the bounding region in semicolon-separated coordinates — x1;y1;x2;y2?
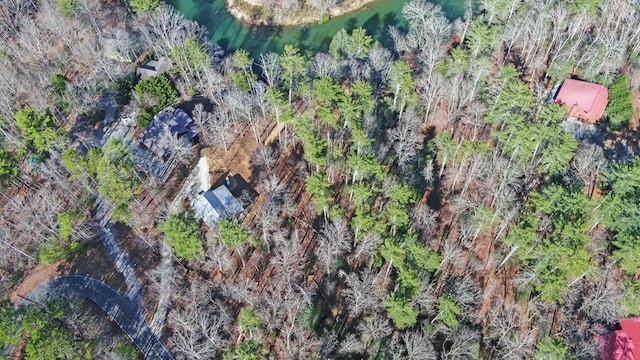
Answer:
9;263;61;304
239;0;263;6
10;237;136;306
205;122;278;185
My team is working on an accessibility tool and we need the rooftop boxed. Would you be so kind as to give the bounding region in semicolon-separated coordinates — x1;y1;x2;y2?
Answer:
598;318;640;360
191;185;244;229
136;57;173;80
555;78;609;124
142;107;196;160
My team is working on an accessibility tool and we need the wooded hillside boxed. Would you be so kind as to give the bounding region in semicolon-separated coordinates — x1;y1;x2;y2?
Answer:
1;0;640;358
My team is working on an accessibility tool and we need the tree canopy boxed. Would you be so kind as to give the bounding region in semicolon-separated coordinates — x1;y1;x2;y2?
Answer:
158;211;203;261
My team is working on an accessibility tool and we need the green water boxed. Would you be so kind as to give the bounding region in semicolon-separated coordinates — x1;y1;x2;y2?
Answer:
168;0;465;56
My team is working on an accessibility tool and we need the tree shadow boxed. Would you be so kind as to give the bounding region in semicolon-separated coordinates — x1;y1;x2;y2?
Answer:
178;96;216;114
344;17;359;32
241;26;285;56
361;14;381;37
61;239;128;295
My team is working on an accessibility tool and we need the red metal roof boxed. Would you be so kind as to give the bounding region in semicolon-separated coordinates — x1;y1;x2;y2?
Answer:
598;318;640;360
621;319;640;359
597;330;635;360
554;79;609;124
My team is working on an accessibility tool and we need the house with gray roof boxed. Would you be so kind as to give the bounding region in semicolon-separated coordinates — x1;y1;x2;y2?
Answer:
191;185;244;228
142;107;196;160
136;57;173;80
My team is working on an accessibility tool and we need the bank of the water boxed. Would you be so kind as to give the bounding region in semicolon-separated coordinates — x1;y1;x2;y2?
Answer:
225;0;379;26
168;0;465;57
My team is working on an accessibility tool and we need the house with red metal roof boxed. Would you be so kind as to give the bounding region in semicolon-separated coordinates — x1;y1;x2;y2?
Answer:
597;318;640;360
554;79;609;124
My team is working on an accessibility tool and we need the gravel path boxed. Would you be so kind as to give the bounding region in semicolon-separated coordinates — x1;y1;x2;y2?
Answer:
150;242;174;337
99;226;143;305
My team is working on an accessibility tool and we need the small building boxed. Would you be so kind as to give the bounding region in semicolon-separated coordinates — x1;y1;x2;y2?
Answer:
597;318;640;360
191;185;244;228
136;57;173;80
142;107;196;160
555;79;609;124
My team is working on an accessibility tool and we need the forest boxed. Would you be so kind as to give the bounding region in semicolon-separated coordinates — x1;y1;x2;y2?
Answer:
1;0;640;358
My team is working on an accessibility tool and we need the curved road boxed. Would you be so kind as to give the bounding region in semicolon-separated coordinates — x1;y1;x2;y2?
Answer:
26;275;173;360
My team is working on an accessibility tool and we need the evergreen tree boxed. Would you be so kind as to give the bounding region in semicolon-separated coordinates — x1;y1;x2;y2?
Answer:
158;211;203;260
607;74;634;130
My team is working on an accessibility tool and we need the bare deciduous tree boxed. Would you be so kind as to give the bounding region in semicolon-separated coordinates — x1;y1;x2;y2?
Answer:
389;107;421;174
169;280;231;360
403;330;436;360
192;103;215;147
311;52;340;79
271;233;305;289
571;143;606;193
357;314;392;350
340;268;379;317
316;217;353;275
338;333;363;356
221;277;257;306
259;52;282;87
348;232;380;267
204;236;233;273
311;0;336;16
137;4;204;56
441;326;481;360
486;300;535;360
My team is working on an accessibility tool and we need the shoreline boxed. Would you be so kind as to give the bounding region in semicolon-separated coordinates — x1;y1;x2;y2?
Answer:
225;0;378;26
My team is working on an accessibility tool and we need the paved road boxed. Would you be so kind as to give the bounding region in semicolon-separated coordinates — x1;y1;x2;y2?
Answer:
26;275;174;360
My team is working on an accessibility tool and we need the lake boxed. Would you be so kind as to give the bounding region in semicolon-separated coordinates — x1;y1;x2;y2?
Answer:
167;0;466;57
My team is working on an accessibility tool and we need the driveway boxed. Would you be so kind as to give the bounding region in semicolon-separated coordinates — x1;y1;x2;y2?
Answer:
26;275;174;360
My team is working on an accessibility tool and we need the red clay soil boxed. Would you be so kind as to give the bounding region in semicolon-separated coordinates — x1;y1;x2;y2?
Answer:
9;237;131;306
9;263;61;304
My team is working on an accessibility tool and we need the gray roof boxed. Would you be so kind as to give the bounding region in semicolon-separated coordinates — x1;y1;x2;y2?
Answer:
142;107;196;159
191;185;244;228
136;57;173;80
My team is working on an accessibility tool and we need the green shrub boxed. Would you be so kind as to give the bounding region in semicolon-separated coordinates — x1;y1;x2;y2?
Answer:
62;148;87;178
112;204;131;224
134;74;178;109
51;74;67;96
138;107;153;127
218;219;257;249
437;295;461;329
134;75;178;127
238;307;262;330
129;0;159;14
534;337;569;360
113;341;140;359
58;211;83;241
385;294;418;329
56;0;78;16
13;107;62;154
622;280;640;316
39;242;66;264
318;14;329;24
38;240;81;264
224;340;265;360
0;149;17;183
